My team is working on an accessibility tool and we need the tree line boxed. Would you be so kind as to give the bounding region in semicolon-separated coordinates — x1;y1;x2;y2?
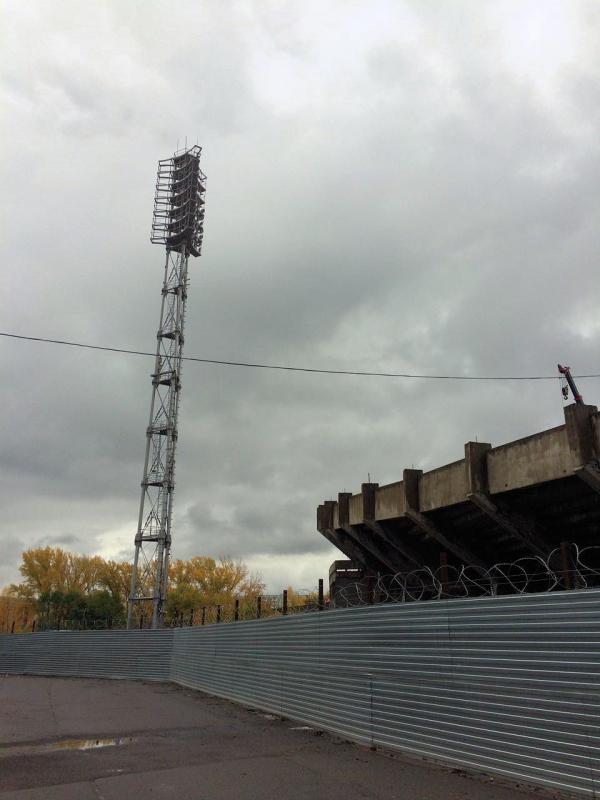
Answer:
1;547;267;631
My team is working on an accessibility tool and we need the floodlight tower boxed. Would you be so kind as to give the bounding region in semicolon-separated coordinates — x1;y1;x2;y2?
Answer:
127;146;206;629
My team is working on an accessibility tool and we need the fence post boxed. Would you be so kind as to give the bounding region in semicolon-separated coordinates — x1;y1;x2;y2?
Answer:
440;551;450;597
188;608;194;626
257;596;262;619
11;621;15;634
367;575;375;604
282;589;288;615
32;619;36;634
139;613;144;630
216;605;221;623
201;607;206;626
318;579;324;610
235;598;239;621
560;541;573;590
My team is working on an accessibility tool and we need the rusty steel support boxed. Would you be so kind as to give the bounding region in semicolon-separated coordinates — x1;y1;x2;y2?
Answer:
440;551;450;597
234;598;239;621
257;596;262;619
367;575;375;604
282;589;288;615
560;541;574;590
318;579;324;610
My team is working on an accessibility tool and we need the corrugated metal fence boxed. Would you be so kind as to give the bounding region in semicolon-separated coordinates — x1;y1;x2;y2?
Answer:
0;629;173;681
2;589;599;796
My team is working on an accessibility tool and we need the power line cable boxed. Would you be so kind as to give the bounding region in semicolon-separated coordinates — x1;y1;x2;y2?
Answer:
0;330;598;381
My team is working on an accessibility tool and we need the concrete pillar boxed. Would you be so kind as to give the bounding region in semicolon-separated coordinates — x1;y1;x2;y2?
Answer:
338;492;352;527
323;500;336;529
464;442;492;494
361;483;378;521
564;403;599;466
564;403;600;495
317;504;324;532
402;469;422;511
592;413;600;458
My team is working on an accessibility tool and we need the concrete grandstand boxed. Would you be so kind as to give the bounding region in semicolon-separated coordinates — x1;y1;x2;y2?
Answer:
319;402;600;594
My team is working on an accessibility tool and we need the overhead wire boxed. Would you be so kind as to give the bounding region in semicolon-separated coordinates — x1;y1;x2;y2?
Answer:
0;330;598;381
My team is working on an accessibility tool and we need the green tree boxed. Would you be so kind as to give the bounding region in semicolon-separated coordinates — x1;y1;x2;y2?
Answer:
85;590;124;629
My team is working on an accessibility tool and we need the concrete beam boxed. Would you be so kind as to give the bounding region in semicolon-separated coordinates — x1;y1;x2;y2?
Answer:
317;501;377;571
341;523;405;572
467;492;549;558
319;502;388;573
574;464;600;495
338;483;409;572
337;492;353;528
318;503;358;562
402;469;487;567
464;441;550;557
364;520;423;568
339;487;409;572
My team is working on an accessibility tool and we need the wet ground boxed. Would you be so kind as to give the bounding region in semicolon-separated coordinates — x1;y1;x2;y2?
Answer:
0;675;547;799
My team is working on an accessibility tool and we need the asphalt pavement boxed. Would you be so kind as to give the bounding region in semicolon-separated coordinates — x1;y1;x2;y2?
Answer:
0;675;549;799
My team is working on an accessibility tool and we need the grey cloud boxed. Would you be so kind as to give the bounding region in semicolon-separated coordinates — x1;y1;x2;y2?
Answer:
184;496;332;559
1;1;599;591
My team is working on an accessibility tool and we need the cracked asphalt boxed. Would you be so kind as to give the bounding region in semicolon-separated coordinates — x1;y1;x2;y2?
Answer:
0;675;547;799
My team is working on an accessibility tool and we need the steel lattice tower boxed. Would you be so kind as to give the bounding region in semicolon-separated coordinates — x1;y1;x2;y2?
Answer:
127;145;206;629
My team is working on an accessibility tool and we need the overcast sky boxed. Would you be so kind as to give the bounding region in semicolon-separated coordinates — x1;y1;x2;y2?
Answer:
1;0;599;593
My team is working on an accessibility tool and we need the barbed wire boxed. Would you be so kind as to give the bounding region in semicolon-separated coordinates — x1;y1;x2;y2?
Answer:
9;546;596;632
335;544;600;607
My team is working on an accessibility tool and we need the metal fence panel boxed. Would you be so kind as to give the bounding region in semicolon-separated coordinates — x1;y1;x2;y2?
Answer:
0;629;173;681
171;590;600;797
1;590;598;796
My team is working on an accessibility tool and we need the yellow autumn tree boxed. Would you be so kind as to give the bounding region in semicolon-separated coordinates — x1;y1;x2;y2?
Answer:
5;547;267;628
0;589;36;633
285;586;320;610
166;556;265;621
9;547;106;599
98;560;133;608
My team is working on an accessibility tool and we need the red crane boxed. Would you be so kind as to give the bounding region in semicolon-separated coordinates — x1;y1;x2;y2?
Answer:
558;364;584;404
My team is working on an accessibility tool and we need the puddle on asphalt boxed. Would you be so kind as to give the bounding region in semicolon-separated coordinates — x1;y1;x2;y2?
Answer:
0;736;135;758
47;737;135;751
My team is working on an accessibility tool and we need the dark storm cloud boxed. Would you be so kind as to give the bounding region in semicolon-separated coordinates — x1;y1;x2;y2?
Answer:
1;0;599;590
